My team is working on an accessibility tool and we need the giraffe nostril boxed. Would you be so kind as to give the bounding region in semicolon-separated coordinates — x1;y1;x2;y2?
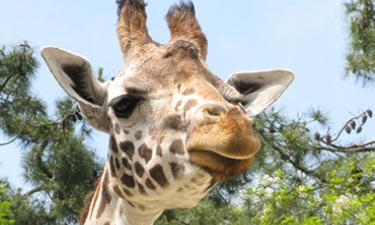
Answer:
202;104;227;117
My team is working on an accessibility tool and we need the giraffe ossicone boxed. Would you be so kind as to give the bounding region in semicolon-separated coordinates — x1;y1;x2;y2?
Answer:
41;0;294;224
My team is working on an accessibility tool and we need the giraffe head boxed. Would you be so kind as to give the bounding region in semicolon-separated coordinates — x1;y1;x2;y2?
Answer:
42;0;293;214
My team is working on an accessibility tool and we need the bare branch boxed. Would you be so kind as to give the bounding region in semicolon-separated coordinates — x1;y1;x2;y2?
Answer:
330;111;370;142
316;110;375;153
318;140;375;153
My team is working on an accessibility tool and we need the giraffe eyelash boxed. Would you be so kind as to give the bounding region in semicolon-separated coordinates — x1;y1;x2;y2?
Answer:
109;95;144;119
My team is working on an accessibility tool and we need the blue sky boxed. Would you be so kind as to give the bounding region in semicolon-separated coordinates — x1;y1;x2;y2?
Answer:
1;0;374;188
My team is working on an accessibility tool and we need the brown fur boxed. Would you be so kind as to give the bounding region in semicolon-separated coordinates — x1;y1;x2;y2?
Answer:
96;172;112;218
80;174;103;225
166;1;208;59
117;0;153;56
187;107;260;179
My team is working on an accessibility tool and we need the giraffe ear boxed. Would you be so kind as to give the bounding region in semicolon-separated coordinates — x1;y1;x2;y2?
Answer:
41;46;110;133
226;69;294;117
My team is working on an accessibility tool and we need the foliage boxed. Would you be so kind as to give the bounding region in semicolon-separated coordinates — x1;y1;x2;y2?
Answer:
0;182;14;225
345;0;375;85
0;43;102;224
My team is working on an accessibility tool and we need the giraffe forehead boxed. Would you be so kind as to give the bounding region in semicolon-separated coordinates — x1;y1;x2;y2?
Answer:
110;45;213;92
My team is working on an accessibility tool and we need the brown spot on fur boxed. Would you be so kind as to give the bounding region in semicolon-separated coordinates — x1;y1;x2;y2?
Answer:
184;99;198;112
97;172;111;219
114;123;121;134
150;164;169;188
146;178;156;190
169;139;184;155
115;157;121;170
137;183;146;195
182;88;195;95
124;129;130;134
148;128;157;138
109;156;117;177
110;136;118;153
134;130;142;140
156;144;163;157
163;114;185;130
138;204;146;211
104;222;110;225
122;158;132;170
170;162;185;180
113;185;125;199
138;144;152;163
123;188;133;197
120;141;135;159
121;173;135;188
135;162;145;177
127;200;135;208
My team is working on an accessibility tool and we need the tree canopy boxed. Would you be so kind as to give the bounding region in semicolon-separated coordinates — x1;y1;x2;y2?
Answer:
345;0;375;85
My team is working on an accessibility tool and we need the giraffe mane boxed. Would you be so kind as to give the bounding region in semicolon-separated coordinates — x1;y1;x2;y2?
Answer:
79;174;102;225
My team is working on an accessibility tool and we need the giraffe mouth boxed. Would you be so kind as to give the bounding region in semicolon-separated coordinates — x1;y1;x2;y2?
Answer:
198;148;255;160
188;149;254;180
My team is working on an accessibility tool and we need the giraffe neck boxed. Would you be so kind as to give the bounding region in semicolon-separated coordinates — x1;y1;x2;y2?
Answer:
84;166;163;225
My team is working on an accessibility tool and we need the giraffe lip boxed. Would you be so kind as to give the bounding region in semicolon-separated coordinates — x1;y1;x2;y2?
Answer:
188;150;254;180
188;148;253;160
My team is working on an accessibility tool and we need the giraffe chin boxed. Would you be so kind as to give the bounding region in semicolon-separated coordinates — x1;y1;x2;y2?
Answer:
189;150;255;181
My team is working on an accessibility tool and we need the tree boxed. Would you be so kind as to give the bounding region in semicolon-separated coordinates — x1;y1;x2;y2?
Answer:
0;43;102;224
0;181;14;225
345;0;375;85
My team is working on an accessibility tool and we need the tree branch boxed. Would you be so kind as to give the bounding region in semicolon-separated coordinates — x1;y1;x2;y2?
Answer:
0;75;14;93
259;132;327;183
22;184;47;199
316;110;375;153
317;140;375;153
0;122;27;147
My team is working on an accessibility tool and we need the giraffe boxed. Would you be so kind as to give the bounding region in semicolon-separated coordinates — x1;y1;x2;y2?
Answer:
41;1;294;224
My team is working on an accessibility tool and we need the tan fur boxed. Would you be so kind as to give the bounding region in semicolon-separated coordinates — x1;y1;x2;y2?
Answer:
117;0;154;58
166;1;208;59
80;174;102;225
81;1;262;223
187;107;260;179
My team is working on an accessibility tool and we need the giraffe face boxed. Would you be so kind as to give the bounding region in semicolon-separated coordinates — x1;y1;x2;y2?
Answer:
100;42;261;206
42;45;292;209
41;0;293;212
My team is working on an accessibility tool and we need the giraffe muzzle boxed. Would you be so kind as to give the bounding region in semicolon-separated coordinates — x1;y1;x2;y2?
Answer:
186;107;260;178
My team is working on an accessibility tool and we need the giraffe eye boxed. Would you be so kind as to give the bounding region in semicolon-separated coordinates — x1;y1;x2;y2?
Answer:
112;95;143;118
